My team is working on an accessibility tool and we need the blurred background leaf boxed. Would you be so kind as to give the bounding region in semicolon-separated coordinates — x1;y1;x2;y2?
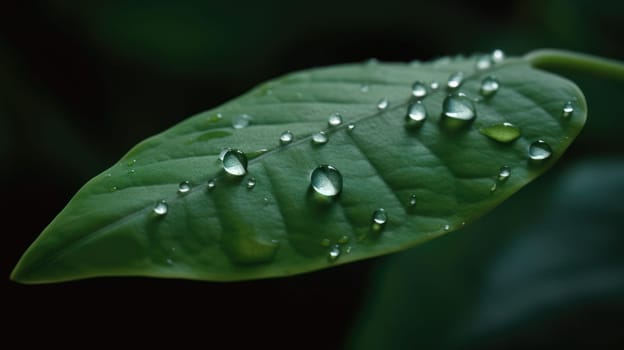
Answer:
1;0;622;348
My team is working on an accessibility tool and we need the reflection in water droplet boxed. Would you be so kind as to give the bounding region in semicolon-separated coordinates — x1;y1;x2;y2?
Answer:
207;179;216;190
153;200;168;216
371;208;387;232
447;72;464;89
408;194;417;207
347;124;356;132
441;94;476;128
498;166;511;182
328;245;341;261
480;76;499;97
360;84;369;92
492;49;505;63
476;55;492;70
178;181;191;194
219;148;232;161
338;235;350;244
430;81;440;90
321;238;331;247
280;131;294;145
377;97;389;110
247;177;256;189
222;149;248;176
562;101;574;119
411;81;428;98
310;165;342;197
529;140;552;160
405;101;427;129
312;131;328;145
232;114;252;129
479;122;520;143
328;113;343;127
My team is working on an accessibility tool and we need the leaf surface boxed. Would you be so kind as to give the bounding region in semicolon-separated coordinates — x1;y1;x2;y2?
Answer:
12;53;587;283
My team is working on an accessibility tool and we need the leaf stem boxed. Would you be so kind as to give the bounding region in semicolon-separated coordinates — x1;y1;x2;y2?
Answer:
525;49;624;80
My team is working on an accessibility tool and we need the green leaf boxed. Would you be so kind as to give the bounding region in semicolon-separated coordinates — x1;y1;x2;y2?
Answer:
12;52;587;283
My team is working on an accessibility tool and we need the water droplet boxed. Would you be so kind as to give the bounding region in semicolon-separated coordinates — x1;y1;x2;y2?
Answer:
321;238;331;247
480;76;500;97
280;130;294;144
328;113;343;127
178;181;191;194
127;159;136;166
338;235;350;244
447;72;464;89
110;186;118;192
405;101;427;129
232;114;252;129
128;169;135;174
377;97;389;110
153;200;168;216
365;58;379;66
105;173;112;177
479;122;520;143
371;208;387;232
476;55;492;70
345;246;352;254
430;81;440;90
328;245;341;261
490;183;497;192
222;149;248;176
562;101;574;119
443;224;450;231
247;177;256;189
347;124;356;132
528;140;552;160
491;49;505;63
441;94;476;128
360;84;369;92
219;147;232;161
411;81;428;98
497;166;511;182
312;131;328;145
207;179;216;190
310;165;342;197
408;194;417;207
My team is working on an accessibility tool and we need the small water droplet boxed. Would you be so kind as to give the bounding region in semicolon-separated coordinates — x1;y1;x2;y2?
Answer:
411;81;428;98
347;124;356;132
371;208;387;232
280;130;294;144
338;235;350;244
476;55;492;70
447;72;464;89
528;140;552;160
441;94;476;128
443;224;450;231
328;245;341;261
562;101;574;119
232;114;252;129
328;113;343;127
219;147;232;161
377;97;389;110
479;122;520;143
247;177;256;189
110;186;118;192
490;183;497;192
491;49;505;63
222;149;248;176
497;166;511;182
480;76;500;97
207;179;216;190
127;159;136;166
321;238;331;247
430;81;440;90
365;58;379;66
408;194;417;207
178;181;191;194
153;200;168;216
128;169;135;174
105;173;112;177
360;84;369;92
405;101;428;129
310;165;342;197
312;131;328;145
345;246;352;254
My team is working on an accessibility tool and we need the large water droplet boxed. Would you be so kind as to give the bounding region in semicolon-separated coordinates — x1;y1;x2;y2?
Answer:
441;94;476;128
562;101;574;119
480;76;499;97
476;55;492;70
447;72;464;89
371;208;387;233
411;81;428;99
280;131;294;145
247;177;256;189
153;200;168;216
497;166;511;182
377;97;389;110
312;131;328;145
328;245;341;262
328;113;343;127
405;101;427;129
479;122;520;143
222;149;248;176
178;181;191;194
310;165;342;197
529;140;552;160
232;114;252;129
492;49;505;63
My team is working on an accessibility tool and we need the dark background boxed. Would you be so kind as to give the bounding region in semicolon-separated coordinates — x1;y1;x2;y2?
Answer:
2;0;623;348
